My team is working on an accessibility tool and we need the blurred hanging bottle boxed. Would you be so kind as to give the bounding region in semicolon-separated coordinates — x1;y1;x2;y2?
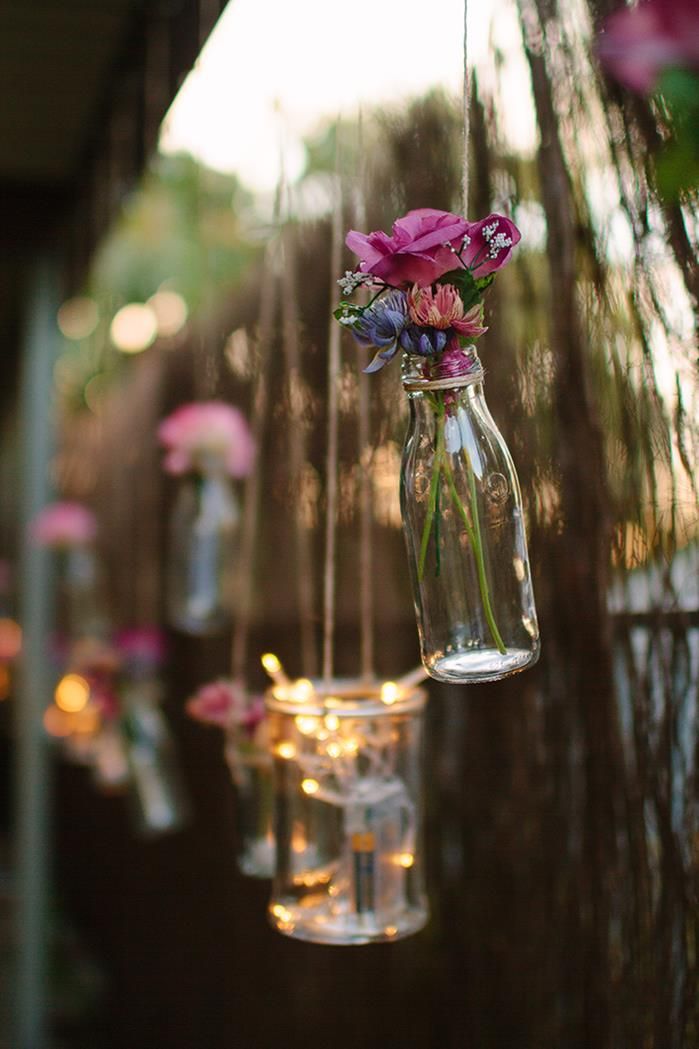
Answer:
117;628;191;836
158;401;255;636
400;347;539;683
29;501;108;640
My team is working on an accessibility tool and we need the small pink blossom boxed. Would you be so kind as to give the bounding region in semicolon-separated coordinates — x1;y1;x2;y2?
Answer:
186;678;247;727
158;401;255;478
346;208;470;288
30;502;97;548
114;627;167;670
460;214;521;277
407;285;488;337
598;0;699;94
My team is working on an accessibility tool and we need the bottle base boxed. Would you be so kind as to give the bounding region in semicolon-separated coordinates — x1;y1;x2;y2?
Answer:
268;900;428;945
426;645;539;684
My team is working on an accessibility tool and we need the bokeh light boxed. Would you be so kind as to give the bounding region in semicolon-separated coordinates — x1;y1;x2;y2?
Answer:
54;673;90;713
110;303;158;353
147;290;188;337
0;618;22;662
57;296;100;340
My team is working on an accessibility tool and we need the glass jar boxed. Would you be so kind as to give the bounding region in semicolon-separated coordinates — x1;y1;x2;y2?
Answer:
166;463;239;635
400;349;539;683
122;680;190;836
225;733;275;878
265;678;428;945
56;545;108;640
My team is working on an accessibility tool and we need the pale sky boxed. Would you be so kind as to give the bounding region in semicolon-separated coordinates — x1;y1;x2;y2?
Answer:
159;0;529;190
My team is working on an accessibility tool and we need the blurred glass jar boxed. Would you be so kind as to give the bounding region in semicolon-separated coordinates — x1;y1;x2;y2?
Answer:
225;730;275;878
400;349;539;683
122;679;190;836
166;461;239;635
56;545;109;641
265;678;428;945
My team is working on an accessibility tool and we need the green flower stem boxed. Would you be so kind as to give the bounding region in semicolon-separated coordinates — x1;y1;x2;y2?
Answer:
442;450;507;656
417;407;445;582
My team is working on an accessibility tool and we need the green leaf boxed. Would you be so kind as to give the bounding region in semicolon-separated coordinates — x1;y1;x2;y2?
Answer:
333;302;363;323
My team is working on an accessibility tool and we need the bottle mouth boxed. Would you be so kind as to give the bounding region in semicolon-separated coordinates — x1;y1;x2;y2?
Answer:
401;344;484;391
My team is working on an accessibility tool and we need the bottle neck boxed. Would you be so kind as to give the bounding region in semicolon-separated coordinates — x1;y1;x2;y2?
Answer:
401;344;484;393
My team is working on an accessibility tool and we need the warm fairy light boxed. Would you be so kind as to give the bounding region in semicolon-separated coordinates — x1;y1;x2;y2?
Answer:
0;664;10;701
292;677;314;700
381;681;400;705
384;925;399;938
72;706;100;734
54;673;90;713
323;696;343;708
295;715;320;735
324;713;340;731
275;741;296;759
396;852;415;869
301;778;320;795
43;705;73;738
0;618;22;662
261;652;291;686
326;741;342;759
110;303;158;353
271;904;292;922
344;738;359;755
291;824;307;853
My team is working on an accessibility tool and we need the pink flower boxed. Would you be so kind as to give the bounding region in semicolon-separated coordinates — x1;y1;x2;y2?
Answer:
460;214;521;277
407;284;488;337
114;628;167;670
30;502;97;548
346;208;470;288
184;675;256;725
598;0;699;94
158;401;255;478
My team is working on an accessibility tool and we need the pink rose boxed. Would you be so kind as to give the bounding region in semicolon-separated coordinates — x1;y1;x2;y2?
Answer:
597;0;699;94
346;208;470;288
158;401;255;478
460;214;521;277
30;502;97;548
186;678;247;727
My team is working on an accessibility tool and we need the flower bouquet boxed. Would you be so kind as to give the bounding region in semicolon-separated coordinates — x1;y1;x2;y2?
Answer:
158;402;255;635
187;678;273;877
336;208;539;683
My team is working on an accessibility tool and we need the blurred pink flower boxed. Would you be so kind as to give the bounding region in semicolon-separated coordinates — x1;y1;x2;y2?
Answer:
30;502;97;548
408;284;488;336
598;0;699;94
114;627;167;670
346;208;470;288
158;401;255;478
186;678;247;727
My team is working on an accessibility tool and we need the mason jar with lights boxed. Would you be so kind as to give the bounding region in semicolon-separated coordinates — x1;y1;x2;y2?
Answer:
262;657;429;945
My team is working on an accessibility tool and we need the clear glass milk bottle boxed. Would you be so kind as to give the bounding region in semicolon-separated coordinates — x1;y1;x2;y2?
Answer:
166;457;239;635
400;347;539;683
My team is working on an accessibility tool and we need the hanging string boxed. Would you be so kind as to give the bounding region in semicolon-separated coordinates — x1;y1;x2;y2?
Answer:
322;139;344;685
230;237;279;682
280;201;318;676
354;115;375;682
462;0;470;216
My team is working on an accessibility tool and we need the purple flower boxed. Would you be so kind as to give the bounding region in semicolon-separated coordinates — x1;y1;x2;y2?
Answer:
598;0;699;94
460;214;521;277
399;326;449;357
352;290;409;372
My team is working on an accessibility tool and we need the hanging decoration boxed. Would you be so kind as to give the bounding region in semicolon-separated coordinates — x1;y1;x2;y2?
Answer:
263;661;428;944
30;501;107;640
117;627;191;836
334;209;540;682
187;679;272;876
184;234;279;877
158;401;255;635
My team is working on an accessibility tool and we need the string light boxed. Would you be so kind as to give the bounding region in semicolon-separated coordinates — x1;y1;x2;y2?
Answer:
54;673;90;713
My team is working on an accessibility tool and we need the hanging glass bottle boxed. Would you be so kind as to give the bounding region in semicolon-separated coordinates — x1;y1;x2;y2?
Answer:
265;677;428;945
225;727;275;878
166;457;239;635
400;347;539;683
